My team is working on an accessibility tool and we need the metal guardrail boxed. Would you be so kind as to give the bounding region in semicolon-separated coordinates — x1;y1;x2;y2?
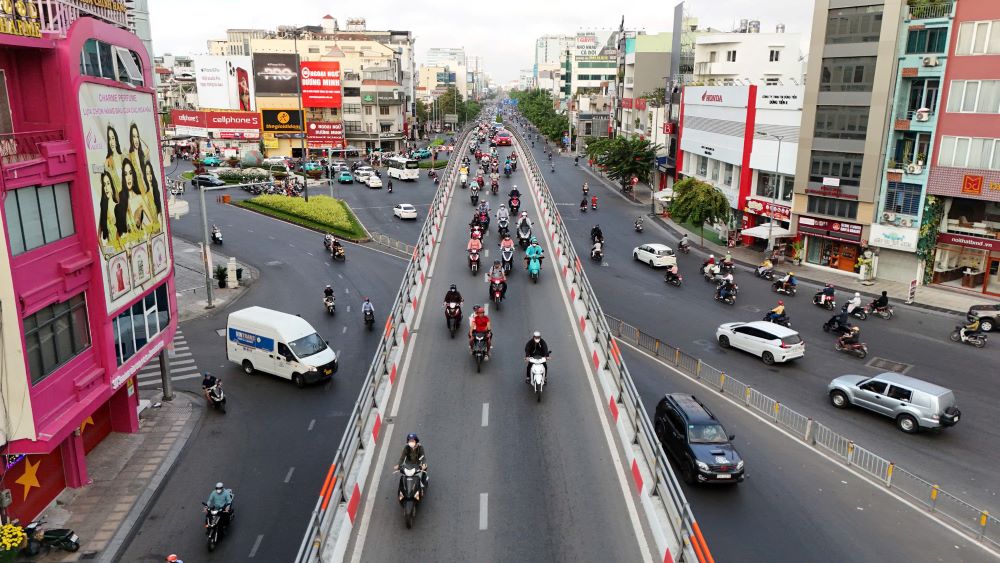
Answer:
367;232;416;257
605;314;1000;550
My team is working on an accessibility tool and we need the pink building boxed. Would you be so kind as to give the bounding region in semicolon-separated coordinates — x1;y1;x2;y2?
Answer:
0;4;177;522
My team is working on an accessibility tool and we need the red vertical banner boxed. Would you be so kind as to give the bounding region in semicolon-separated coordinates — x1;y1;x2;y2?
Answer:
300;61;342;108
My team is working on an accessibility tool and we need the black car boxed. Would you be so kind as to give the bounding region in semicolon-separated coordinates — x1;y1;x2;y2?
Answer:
968;304;1000;332
654;394;744;485
190;174;226;188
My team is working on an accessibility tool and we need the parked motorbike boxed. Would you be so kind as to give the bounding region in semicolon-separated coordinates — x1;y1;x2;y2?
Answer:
500;247;515;275
866;301;895;320
950;326;987;348
472;331;489;372
20;520;80;556
813;292;836;311
397;463;425;529
445;302;462;338
528;355;549;402
835;340;868;359
206;382;226;413
469;250;480;274
762;313;791;328
772;280;798;296
201;498;234;552
364;309;375;331
664;270;683;287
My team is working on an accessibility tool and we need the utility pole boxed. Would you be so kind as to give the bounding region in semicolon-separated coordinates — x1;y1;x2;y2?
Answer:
293;29;309;201
756;131;785;253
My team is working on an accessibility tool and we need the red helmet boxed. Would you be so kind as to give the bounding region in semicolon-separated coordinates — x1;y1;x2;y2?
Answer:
778;300;784;305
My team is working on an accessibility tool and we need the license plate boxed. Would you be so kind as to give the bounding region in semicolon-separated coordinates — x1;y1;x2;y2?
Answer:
715;474;732;479
324;369;332;375
69;534;78;542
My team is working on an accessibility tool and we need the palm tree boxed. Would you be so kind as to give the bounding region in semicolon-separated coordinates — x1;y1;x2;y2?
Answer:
669;177;732;245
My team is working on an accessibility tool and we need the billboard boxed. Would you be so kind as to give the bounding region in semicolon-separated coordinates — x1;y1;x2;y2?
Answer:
170;109;207;137
261;109;304;132
194;55;255;110
252;53;299;96
79;84;171;313
300;61;342;108
306;121;346;148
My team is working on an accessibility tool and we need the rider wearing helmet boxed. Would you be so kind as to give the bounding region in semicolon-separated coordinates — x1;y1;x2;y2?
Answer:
323;284;334;298
444;283;463;305
524;331;551;382
516;210;531;231
488;259;507;300
838;325;861;347
200;372;220;403
766;300;786;321
394;433;428;490
846;291;862;314
205;481;234;529
469;305;493;356
496;203;510;222
524;236;544;270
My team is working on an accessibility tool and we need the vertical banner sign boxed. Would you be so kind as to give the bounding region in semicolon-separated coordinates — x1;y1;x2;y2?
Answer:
79;84;171;313
194;55;255;111
300;61;342;108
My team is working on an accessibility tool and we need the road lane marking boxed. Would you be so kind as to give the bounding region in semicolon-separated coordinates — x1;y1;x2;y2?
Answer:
479;493;488;530
338;274;344;279
482;403;489;427
306;251;314;256
342;326;348;334
307;419;315;431
248;534;263;558
347;305;352;313
284;467;295;483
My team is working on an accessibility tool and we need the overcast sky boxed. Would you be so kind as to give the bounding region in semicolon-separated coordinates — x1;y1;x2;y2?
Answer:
149;0;814;83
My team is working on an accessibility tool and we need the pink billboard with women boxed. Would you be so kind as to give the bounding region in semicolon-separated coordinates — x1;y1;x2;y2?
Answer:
78;83;171;313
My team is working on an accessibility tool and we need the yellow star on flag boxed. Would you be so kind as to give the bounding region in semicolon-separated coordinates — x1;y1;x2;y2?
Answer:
79;416;94;434
15;458;41;501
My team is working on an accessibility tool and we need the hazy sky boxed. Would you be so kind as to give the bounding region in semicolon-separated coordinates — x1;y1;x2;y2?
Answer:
149;0;814;83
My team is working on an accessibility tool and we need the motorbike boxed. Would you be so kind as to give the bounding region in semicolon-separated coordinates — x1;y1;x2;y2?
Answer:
845;305;868;321
664;270;683;287
509;196;520;215
715;279;739;297
715;288;736;305
703;264;722;283
500;247;515;275
590;246;603;262
471;189;479;207
332;245;346;262
460;175;468;189
835;339;868;359
20;520;80;556
527;255;542;283
490;278;505;308
201;498;234;552
211;229;223;245
364;309;375;331
813;292;836;311
950;326;987;348
444;303;462;338
634;218;644;233
497;218;510;238
822;317;854;336
755;267;775;281
528;355;549;402
397;462;426;529
469;250;480;274
517;226;532;250
772;280;798;296
591;199;598;210
504;167;511;178
472;331;489;372
719;260;735;274
866;301;895;320
678;243;691;254
491;180;499;194
206;382;226;414
762;313;791;328
324;295;336;315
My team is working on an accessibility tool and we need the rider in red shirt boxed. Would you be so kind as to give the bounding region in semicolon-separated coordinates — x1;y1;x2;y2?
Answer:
469;305;492;356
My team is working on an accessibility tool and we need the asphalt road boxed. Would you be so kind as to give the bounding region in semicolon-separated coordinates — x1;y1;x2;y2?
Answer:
120;179;407;561
624;345;996;563
344;143;653;561
513;122;1000;516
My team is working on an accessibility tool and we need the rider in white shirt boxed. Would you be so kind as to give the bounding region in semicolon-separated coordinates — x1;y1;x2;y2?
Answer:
496;204;510;222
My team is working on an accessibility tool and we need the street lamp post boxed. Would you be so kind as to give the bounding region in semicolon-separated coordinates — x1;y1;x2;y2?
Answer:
292;29;309;201
756;131;785;254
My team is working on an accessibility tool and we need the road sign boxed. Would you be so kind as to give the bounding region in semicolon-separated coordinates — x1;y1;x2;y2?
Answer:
445;114;459;124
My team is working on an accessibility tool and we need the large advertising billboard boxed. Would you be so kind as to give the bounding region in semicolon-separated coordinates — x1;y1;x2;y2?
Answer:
306;121;346;148
252;53;299;96
194;55;255;110
300;61;342;108
79;84;171;313
261;109;304;132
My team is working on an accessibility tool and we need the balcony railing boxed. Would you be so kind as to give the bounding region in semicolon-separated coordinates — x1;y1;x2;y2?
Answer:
897;108;935;121
0;129;66;165
907;1;953;20
34;0;130;38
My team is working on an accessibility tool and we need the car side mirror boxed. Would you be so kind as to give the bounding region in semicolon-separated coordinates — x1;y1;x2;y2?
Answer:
728;434;736;441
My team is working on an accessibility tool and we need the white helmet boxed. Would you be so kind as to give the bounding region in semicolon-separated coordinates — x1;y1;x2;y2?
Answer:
854;292;861;298
520;211;527;218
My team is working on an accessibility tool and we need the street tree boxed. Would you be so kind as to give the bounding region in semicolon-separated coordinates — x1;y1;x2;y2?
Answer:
509;89;569;143
585;135;661;192
669;177;732;245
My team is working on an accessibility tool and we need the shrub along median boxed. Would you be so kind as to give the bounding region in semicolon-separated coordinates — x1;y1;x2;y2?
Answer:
234;195;368;241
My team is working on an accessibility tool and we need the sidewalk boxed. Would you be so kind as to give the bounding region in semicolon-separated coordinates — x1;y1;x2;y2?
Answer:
20;237;257;562
652;214;997;315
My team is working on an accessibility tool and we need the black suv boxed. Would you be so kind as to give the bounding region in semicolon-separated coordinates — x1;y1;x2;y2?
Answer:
968;304;999;332
654;394;744;485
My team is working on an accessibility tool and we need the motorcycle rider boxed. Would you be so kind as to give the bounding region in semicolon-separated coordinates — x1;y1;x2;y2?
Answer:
524;331;551;383
756;258;773;276
479;199;491;216
679;234;690;252
362;297;375;318
590;224;604;243
211;224;221;241
591;238;604;260
508;185;521;199
323;284;335;299
324;233;334;249
467;233;483;257
665;262;681;283
469;305;493;357
330;238;344;259
838;325;861;349
582;182;589;195
499;233;516;253
205;482;234;529
488;260;508;300
872;290;889;311
496;203;510;223
959;317;981;342
525;237;544;270
516;211;531;231
201;372;220;404
444;283;463;305
818;283;836;305
394;433;428;491
778;271;797;291
766;301;786;322
716;278;736;301
845;292;862;314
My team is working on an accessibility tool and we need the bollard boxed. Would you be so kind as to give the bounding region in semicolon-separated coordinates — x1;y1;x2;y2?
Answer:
744;387;751;407
979;511;989;540
930;484;939;511
773;402;780;423
718;372;726;392
885;463;894;487
804;418;814;444
674;348;681;367
653;339;660;356
847;441;855;465
695;359;702;379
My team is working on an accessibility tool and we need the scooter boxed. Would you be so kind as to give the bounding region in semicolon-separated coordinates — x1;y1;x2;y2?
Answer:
772;280;798;296
527;256;542;283
397;463;425;529
762;313;791;328
20;520;80;556
211;229;223;245
813;292;836;311
703;264;722;283
755;268;775;281
715;279;739;297
517;226;532;250
497;218;510;238
528;355;549;402
471;189;479;207
509;197;520;215
866;301;895;320
331;245;346;262
634;218;644;233
950;327;987;348
822;317;854;336
664;270;683;287
469;250;480;274
471;331;489;372
678;243;691;254
444;302;462;338
201;498;235;552
491;180;499;195
206;382;226;413
715;288;736;305
590;245;603;262
846;306;869;321
324;295;336;315
835;339;868;359
364;309;375;331
500;247;515;275
490;278;505;309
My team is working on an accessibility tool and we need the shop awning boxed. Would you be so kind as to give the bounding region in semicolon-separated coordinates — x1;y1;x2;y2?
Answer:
741;224;793;240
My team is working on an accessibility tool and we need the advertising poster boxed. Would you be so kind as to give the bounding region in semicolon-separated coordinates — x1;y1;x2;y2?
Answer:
194;55;255;110
261;109;304;132
79;84;171;313
306;121;346;148
300;61;342;108
252;53;299;96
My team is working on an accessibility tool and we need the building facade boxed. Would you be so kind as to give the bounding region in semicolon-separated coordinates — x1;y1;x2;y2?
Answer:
692;26;805;86
1;8;177;523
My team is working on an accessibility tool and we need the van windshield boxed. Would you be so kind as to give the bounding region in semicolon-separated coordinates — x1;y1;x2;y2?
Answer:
288;333;327;359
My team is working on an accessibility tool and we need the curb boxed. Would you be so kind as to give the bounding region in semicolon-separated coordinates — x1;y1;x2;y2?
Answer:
230;201;371;243
99;392;204;563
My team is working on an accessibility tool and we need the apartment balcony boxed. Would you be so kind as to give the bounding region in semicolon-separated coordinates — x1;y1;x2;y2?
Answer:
906;1;953;21
894;108;936;132
34;0;131;38
0;129;76;184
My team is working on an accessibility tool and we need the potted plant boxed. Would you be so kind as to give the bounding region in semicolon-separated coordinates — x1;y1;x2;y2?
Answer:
0;523;27;562
227;156;240;168
214;265;227;288
916;152;926;166
790;239;805;265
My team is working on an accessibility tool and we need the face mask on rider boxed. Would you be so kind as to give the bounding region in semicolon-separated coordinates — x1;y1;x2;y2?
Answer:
408;441;417;449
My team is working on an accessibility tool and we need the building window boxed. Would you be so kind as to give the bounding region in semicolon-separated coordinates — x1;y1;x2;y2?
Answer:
884;182;923;215
814;105;869;140
955;20;1000;55
769;49;781;62
380;123;392;133
765;78;780;86
710;160;720;181
697;155;708;176
726;50;737;62
825;5;883;44
4;183;76;256
757;172;794;202
308;47;320;54
24;294;91;384
819;56;877;92
946;80;1000;114
80;39;144;87
905;28;948;54
379;105;390;116
365;106;374;115
724;163;734;185
709;51;718;63
112;283;170;367
343;87;361;97
343;104;361;114
809;151;863;187
937;136;1000;170
807;196;858;219
345;122;362;133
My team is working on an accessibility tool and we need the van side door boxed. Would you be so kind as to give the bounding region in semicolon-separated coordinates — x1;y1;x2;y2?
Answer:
274;343;296;380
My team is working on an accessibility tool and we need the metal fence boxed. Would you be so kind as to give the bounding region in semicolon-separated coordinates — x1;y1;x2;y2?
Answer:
367;231;416;257
606;313;1000;550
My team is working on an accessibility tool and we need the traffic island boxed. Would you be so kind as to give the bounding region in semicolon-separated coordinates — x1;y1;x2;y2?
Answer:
233;195;369;242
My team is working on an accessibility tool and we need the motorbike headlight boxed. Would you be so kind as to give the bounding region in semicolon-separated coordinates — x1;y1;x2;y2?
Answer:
696;461;710;472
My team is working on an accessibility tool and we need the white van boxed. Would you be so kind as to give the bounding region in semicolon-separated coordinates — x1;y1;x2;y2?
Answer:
262;157;290;171
226;307;338;387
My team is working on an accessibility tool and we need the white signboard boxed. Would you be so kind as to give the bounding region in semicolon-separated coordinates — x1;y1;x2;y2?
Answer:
194;55;255;111
869;223;919;253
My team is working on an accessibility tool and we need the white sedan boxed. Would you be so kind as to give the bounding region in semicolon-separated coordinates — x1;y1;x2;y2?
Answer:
716;321;805;365
354;166;375;180
632;243;677;268
364;175;383;189
393;203;418;220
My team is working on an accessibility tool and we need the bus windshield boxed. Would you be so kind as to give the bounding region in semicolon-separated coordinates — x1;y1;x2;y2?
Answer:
405;160;419;169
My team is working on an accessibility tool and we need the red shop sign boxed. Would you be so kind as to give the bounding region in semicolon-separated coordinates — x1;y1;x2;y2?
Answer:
621;98;633;109
744;198;791;221
205;111;261;131
937;232;1000;252
306;121;346;148
797;216;863;242
171;109;207;128
300;61;343;108
634;98;647;110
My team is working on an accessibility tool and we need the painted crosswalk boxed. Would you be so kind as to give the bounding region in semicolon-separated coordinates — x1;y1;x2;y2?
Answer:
136;330;204;388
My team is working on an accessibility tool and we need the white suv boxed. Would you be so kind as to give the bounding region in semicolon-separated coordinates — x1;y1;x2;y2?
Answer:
716;321;804;365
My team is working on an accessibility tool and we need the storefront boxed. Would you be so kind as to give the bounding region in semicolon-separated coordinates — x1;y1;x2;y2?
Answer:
742;198;792;252
868;223;920;283
797;216;864;274
931;233;1000;296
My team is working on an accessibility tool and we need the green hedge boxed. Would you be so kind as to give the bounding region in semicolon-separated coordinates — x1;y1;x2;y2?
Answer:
235;195;367;241
181;171;194;180
417;159;448;169
429;138;444;146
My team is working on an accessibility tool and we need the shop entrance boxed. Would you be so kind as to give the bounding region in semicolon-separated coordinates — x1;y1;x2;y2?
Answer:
987;259;1000;297
807;238;858;273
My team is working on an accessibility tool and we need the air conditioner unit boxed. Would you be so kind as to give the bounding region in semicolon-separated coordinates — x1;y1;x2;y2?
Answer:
906;163;923;174
922;56;940;67
883;212;896;223
904;218;915;227
915;112;930;122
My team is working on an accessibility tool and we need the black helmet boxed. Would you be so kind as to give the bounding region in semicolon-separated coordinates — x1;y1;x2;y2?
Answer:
450;284;457;291
407;433;419;442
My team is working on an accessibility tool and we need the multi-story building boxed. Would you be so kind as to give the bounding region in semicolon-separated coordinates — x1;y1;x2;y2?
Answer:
692;23;805;86
923;0;1000;297
206;28;269;57
534;34;575;80
618;33;673;138
870;1;958;282
793;0;907;276
1;3;177;523
425;47;466;68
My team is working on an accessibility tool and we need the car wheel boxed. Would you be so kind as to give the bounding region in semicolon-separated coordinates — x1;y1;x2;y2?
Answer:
761;351;775;365
242;360;254;375
681;459;697;485
896;414;919;434
649;259;655;267
718;335;730;348
633;252;639;261
830;390;849;409
981;319;995;332
292;373;305;388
